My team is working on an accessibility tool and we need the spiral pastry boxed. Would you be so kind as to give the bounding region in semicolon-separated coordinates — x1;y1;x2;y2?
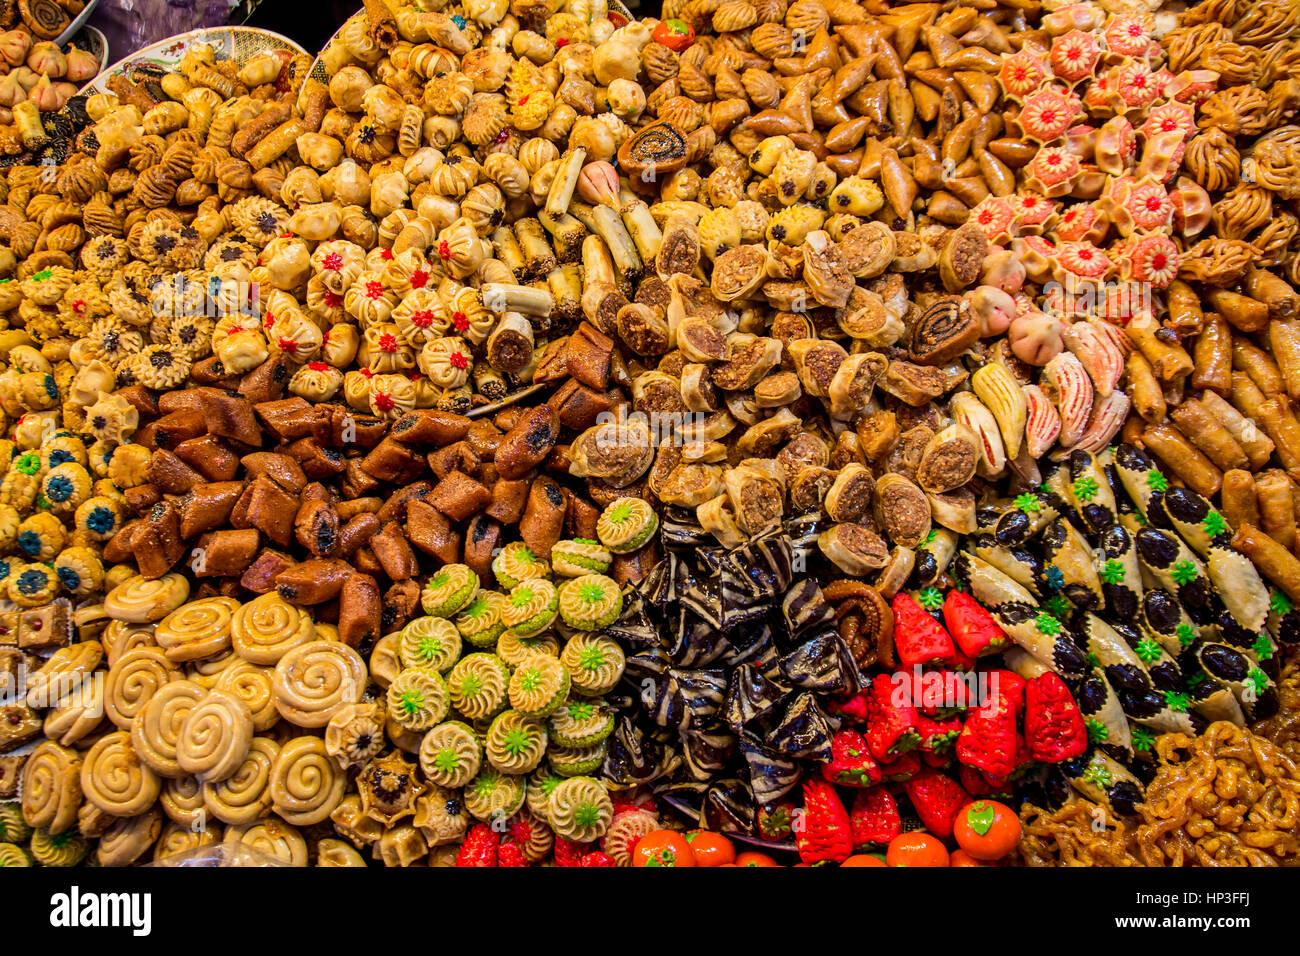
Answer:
491;541;550;589
485;709;548;775
101;620;158;666
909;296;980;365
176;690;255;783
202;736;278;825
602;808;660;866
272;640;367;728
560;633;626;697
20;0;71;40
547;776;613;842
398;616;461;672
508;654;571;718
81;731;162;817
319;702;382;771
496;631;560;667
316;839;367;867
30;828;90;867
454;590;508;648
187;647;242;689
462;767;526;822
103;573;190;623
557;574;623;631
130;678;206;778
267;736;346;826
419;563;480;617
153;820;218;862
412;785;469;846
386;668;450;732
160;775;206;828
596;497;659;553
96;809;163;867
215;661;280;731
225;819;309;866
418;719;482;788
20;741;83;833
154;597;239;663
500;579;559;637
617;121;689;181
447;652;510;720
104;646;181;730
231;593;316;664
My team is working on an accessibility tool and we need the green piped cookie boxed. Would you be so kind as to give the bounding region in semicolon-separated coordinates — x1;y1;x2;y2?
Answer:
596;497;658;554
508;654;570;718
491;541;550;589
500;580;558;638
420;563;479;618
557;573;623;630
454;590;508;648
551;538;612;577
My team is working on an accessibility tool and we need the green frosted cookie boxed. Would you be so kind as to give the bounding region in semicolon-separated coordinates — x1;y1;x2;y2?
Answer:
418;720;482;789
550;538;612;577
508;654;570;718
548;741;608;777
500;580;558;638
420;563;479;618
492;541;550;590
596;497;658;554
454;590;508;648
484;709;549;775
557;573;623;631
526;767;564;820
387;668;450;732
463;767;526;822
496;630;560;668
398;616;462;673
548;699;615;748
0;803;31;844
560;633;626;697
446;652;510;721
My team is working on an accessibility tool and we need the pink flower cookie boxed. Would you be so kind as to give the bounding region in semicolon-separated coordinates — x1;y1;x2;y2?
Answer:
1020;86;1083;142
1051;30;1102;84
1053;202;1108;244
1009;191;1060;235
999;48;1050;101
1118;233;1179;288
969;197;1017;245
1027;147;1083;197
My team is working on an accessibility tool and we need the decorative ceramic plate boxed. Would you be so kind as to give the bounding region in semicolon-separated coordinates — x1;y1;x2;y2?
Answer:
81;24;307;94
53;0;101;46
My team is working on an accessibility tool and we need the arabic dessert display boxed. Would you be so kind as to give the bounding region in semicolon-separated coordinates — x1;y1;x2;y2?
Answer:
0;0;1299;867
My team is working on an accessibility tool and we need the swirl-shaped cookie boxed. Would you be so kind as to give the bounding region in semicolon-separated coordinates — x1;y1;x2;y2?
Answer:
485;709;548;775
272;640;367;728
103;573;190;623
21;741;83;833
130;678;206;778
525;767;563;820
0;803;31;844
316;838;367;867
153;820;218;862
187;647;242;689
508;654;570;717
548;698;616;748
268;736;347;826
101;621;158;666
550;538;613;577
96;808;163;867
454;590;508;648
31;828;90;866
231;593;316;664
504;808;553;863
81;731;162;817
386;668;450;732
0;844;30;866
160;775;205;828
462;767;526;822
447;652;510;720
104;647;181;730
491;541;551;589
214;661;280;731
175;690;254;783
596;497;659;553
500;579;559;637
557;574;623;631
154;597;239;663
397;616;461;672
496;631;560;667
420;563;479;617
225;819;308;866
202;736;278;825
560;633;626;697
547;776;613;841
418;720;482;788
602;808;659;866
